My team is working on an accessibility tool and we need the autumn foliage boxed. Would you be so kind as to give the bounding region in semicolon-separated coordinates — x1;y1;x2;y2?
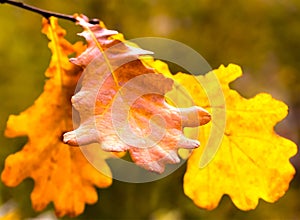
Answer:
154;62;297;210
1;15;297;217
1;18;113;217
63;16;211;173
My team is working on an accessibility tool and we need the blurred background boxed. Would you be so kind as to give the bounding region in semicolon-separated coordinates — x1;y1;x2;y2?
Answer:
0;0;299;219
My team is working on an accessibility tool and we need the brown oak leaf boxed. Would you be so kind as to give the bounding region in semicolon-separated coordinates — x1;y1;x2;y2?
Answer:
63;15;211;173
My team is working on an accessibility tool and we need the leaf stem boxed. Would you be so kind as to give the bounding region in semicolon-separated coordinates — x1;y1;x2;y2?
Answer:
0;0;99;24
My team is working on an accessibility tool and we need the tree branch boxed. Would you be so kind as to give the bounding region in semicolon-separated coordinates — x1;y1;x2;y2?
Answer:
1;0;99;24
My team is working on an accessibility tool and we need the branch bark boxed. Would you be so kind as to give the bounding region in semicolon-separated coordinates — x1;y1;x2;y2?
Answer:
1;0;99;24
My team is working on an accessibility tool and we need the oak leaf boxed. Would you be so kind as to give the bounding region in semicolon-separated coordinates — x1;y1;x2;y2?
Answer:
151;62;297;210
63;15;211;173
1;17;113;217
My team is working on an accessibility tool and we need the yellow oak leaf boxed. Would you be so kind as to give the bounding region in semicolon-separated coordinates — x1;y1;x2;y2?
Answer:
1;17;113;217
151;62;297;210
63;15;211;173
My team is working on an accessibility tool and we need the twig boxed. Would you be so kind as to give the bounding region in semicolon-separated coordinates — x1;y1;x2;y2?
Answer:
0;0;99;24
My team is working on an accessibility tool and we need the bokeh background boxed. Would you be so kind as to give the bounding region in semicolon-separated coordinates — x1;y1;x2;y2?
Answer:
0;0;299;219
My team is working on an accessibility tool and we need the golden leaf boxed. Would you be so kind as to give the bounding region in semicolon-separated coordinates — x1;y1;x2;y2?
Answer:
63;15;211;173
1;17;112;217
153;63;297;210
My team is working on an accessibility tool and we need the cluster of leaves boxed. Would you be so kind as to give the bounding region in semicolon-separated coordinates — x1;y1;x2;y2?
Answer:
1;15;297;218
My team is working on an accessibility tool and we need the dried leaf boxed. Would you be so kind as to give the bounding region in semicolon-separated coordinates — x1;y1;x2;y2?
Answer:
63;15;211;173
1;18;112;217
153;63;297;210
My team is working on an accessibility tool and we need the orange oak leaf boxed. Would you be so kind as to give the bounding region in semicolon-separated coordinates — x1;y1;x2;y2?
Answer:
1;17;113;217
63;15;211;173
151;62;297;210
